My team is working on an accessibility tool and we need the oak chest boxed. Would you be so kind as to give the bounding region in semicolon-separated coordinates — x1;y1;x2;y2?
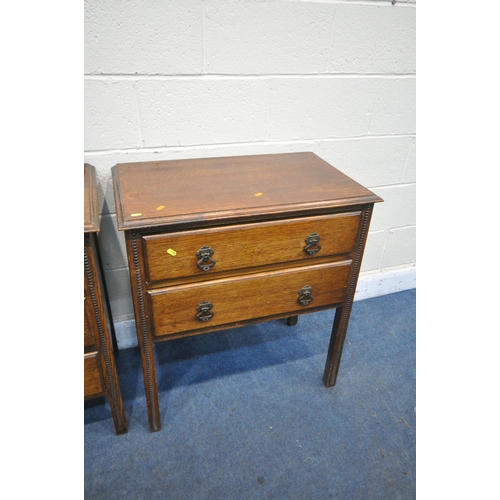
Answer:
112;152;382;432
84;164;127;435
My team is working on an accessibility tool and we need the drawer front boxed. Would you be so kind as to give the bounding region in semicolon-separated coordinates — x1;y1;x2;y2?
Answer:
84;352;105;397
149;260;351;337
143;212;360;283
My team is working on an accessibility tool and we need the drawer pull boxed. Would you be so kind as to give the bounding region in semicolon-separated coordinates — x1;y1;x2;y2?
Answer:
304;233;321;255
298;285;314;306
196;246;216;271
196;300;214;322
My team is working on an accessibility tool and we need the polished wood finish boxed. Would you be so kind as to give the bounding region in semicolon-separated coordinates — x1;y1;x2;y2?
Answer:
149;260;351;337
84;163;100;232
84;164;127;435
84;352;105;397
113;152;381;231
112;152;383;432
142;212;361;283
84;294;96;347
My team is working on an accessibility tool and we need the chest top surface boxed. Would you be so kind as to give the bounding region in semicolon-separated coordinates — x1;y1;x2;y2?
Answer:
112;152;382;231
84;163;99;233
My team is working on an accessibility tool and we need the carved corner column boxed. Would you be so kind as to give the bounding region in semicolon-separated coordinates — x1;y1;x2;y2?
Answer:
125;230;162;432
323;204;374;388
84;233;128;435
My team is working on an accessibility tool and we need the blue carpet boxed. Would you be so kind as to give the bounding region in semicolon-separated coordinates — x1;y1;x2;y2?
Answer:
85;289;416;499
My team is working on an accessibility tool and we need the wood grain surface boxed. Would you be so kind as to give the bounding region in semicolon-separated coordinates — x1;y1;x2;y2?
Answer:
143;212;361;283
112;152;382;230
149;260;351;337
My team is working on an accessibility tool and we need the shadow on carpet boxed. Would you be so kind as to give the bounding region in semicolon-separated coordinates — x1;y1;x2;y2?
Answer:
85;289;416;500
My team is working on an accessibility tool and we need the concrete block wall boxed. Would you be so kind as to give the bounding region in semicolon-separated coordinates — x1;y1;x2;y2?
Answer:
84;0;416;349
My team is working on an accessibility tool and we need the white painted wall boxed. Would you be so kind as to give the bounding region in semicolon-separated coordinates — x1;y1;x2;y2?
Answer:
84;0;416;348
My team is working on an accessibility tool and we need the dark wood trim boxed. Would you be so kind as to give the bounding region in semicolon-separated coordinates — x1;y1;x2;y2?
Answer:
126;230;162;432
84;233;127;435
322;204;374;387
84;164;100;233
114;197;382;231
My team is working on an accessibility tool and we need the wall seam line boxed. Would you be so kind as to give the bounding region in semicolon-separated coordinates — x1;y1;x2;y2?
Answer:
202;0;207;74
325;4;338;73
83;134;417;156
84;74;416;81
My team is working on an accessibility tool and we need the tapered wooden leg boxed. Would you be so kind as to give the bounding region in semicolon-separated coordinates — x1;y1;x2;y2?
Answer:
137;330;161;432
127;231;162;432
323;205;374;387
286;316;298;326
323;305;352;387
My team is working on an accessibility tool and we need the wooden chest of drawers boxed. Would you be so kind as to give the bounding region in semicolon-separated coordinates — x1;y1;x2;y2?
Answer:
112;152;382;432
84;164;127;435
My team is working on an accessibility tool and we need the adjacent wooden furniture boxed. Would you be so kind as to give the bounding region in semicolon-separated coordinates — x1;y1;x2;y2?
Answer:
112;152;383;432
84;164;127;435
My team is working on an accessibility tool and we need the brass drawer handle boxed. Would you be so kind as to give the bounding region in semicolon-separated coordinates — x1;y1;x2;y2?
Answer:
304;233;321;255
298;285;314;306
196;246;216;271
196;300;214;322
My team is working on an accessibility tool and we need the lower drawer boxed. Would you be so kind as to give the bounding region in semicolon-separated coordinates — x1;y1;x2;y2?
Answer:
149;260;351;337
84;351;105;398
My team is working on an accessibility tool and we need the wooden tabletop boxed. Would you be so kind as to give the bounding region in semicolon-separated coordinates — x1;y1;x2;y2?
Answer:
84;163;99;233
112;152;383;231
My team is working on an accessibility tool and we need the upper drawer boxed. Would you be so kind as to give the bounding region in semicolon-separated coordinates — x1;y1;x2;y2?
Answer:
142;212;360;283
